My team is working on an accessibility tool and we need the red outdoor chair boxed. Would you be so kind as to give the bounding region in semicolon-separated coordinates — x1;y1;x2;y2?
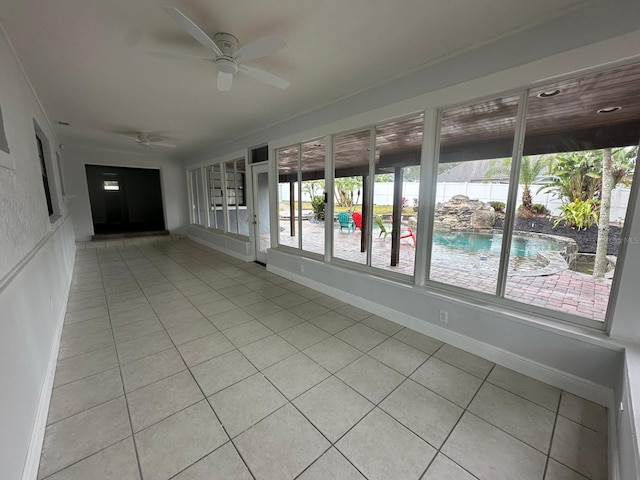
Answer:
352;212;362;230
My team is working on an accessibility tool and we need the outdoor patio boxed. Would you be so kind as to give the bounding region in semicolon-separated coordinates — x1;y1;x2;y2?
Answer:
278;219;611;322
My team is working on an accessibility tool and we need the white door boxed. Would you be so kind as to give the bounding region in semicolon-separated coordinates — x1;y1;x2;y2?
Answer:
251;163;270;264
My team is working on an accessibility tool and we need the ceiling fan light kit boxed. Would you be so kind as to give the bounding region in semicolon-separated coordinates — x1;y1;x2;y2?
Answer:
162;7;289;92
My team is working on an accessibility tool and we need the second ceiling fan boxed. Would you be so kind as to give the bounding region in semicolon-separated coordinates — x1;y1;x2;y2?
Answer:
162;7;290;92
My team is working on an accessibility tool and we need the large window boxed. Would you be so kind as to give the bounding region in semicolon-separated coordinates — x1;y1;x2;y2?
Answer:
429;96;519;293
206;164;223;229
427;64;640;325
225;158;248;236
277;139;325;254
332;115;424;276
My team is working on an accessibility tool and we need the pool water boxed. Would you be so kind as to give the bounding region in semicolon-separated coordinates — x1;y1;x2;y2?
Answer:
433;231;564;256
431;231;565;272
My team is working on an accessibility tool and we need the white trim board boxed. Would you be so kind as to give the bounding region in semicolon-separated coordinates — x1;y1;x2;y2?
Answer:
187;234;253;263
21;267;72;480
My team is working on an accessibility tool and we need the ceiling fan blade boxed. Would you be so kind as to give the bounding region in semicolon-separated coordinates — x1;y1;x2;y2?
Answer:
162;7;223;57
234;35;286;62
218;71;233;91
149;51;212;61
119;133;141;142
238;64;290;89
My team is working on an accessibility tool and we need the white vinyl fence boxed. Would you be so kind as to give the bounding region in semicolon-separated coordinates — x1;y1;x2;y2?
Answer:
279;182;631;222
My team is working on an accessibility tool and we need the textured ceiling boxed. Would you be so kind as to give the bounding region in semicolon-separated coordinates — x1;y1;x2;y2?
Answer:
0;0;593;160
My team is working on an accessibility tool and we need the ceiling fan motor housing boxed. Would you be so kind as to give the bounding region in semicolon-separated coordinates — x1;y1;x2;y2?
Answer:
214;33;238;55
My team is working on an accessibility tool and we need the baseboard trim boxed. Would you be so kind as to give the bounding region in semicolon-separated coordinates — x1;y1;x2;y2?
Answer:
21;253;74;480
188;234;253;262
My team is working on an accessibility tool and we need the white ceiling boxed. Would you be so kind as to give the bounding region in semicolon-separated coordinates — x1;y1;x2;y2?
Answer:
0;0;593;160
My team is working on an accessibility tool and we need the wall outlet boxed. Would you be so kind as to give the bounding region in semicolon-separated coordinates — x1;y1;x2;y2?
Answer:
439;310;448;323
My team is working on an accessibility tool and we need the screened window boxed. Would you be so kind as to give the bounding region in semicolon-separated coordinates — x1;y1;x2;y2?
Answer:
189;168;205;225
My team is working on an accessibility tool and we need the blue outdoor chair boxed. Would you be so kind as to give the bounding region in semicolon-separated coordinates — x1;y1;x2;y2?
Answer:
337;212;354;233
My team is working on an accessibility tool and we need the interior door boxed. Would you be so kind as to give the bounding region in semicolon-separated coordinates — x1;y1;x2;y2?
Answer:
251;163;270;264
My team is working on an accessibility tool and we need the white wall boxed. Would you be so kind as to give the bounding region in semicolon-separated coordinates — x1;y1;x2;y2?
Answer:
0;25;76;480
63;145;188;241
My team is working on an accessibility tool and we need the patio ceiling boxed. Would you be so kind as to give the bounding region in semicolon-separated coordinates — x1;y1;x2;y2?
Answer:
278;62;640;181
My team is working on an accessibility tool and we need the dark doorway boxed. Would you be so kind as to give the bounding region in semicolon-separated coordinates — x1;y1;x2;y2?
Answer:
86;165;166;235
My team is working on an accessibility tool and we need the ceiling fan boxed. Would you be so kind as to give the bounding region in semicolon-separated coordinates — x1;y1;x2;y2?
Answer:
161;7;290;92
119;132;177;148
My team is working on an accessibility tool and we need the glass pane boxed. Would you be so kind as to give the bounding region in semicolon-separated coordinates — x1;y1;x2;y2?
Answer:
429;95;520;293
236;159;249;236
207;164;223;230
277;146;299;248
190;168;205;225
256;170;271;254
333;130;370;264
103;180;119;191
370;115;423;276
301;138;325;255
225;160;239;234
504;64;640;322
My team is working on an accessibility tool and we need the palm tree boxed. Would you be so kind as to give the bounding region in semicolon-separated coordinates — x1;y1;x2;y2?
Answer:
484;156;547;212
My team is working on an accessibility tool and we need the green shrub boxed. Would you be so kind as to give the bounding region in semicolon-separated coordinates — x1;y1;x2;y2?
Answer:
311;195;325;220
530;203;549;215
554;199;598;230
489;201;505;213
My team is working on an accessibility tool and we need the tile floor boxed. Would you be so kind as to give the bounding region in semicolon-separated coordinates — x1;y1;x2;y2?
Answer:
38;239;609;480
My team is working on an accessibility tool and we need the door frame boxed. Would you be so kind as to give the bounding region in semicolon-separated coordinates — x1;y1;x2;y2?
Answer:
251;162;271;264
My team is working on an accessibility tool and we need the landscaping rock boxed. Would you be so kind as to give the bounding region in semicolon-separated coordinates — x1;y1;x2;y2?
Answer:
434;195;495;231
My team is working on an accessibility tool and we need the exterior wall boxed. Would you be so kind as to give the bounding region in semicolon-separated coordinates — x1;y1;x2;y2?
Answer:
0;26;76;480
62;145;189;241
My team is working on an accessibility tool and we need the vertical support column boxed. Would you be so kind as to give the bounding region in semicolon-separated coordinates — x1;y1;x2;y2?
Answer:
360;175;368;253
289;181;295;236
391;167;403;266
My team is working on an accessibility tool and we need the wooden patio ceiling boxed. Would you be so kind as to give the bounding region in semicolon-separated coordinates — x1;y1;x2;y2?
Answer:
278;62;640;182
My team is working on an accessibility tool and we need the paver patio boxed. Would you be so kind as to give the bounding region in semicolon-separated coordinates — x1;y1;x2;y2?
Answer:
279;219;611;322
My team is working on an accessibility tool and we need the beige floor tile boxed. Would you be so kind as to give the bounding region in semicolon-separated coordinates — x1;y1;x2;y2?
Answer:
336;408;435;480
191;350;257;396
360;315;404;336
289;300;331;320
368;338;429;375
229;291;269;308
434;344;494;379
46;437;139;480
308;311;356;334
411;357;482;407
279;322;330;349
336;324;388;352
422;454;476;480
468;383;556;452
47;368;123;425
54;346;119;387
135;401;228;480
258;310;306;332
109;307;158;328
334;304;372;321
545;459;591;480
487;365;561;411
38;397;131;479
242;299;285;318
221;320;272;347
196;298;238;317
208;373;287;437
208;308;255;330
392;328;444;354
263;353;331;399
294;377;374;442
156;307;205;329
313;295;346;310
270;292;309;309
61;317;111;341
172;442;252;480
120;348;186;392
559;392;608;434
166;318;218;345
113;318;164;344
116;331;174;365
550;416;608;480
127;370;203;432
239;334;298;370
442;412;546;480
303;337;362;373
298;448;365;480
176;332;235;367
235;404;329;480
380;379;463;448
336;355;404;403
58;329;114;360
